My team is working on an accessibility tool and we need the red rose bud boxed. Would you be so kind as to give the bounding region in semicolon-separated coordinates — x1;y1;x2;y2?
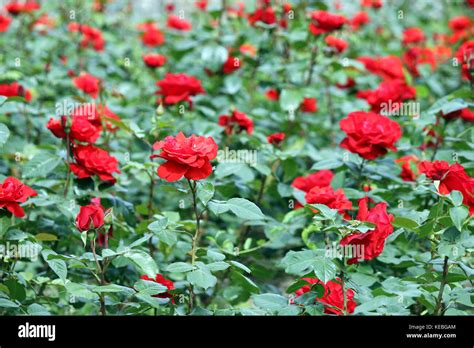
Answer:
143;53;167;68
267;132;286;146
73;73;101;99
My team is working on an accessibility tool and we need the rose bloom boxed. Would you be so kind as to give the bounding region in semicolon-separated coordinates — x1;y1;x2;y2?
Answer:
308;10;346;36
195;0;207;10
340;197;394;264
267;132;286;146
151;132;218;182
5;0;40;15
222;56;242;74
0;14;12;32
300;97;318;112
0;82;31;101
357;55;405;81
265;88;279;101
143;53;166;68
395;155;419;181
292;170;334;193
403;46;437;77
70;144;120;183
47;104;102;143
155;73;205;106
294;278;356;315
76;200;105;232
0;177;37;218
357;80;416;113
419;161;474;214
248;6;277;26
140;274;175;301
360;0;382;8
239;43;257;57
138;22;165;46
68;22;105;51
218;110;254;135
340;111;402;160
73;73;100;99
350;11;369;30
442;108;474;122
167;14;192;31
402;27;425;46
324;35;348;53
305;186;352;216
455;40;474;80
448;15;472;32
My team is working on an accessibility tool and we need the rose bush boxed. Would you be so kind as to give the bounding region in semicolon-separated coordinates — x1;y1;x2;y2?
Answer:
0;0;473;317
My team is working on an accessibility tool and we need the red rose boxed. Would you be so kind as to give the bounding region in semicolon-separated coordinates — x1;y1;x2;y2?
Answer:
140;274;175;301
76;201;105;232
70;144;121;183
350;11;369;30
455;40;474;80
0;177;37;218
395;155;419;181
448;16;472;32
294;278;356;315
167;15;192;31
100;105;122;132
248;6;277;26
357;80;416;113
324;35;348;53
308;11;346;36
138;22;165;47
402;27;425;46
0;14;12;32
360;0;382;8
155;73;205;106
218;110;254;135
73;73;100;99
267;132;286;146
305;186;352;216
0;82;32;101
340;197;394;264
419;161;474;214
357;55;405;81
195;0;207;10
150;132;218;182
403;46;437;76
265;88;279;101
300;97;318;112
442;108;474;122
143;53;167;68
222;56;242;74
291;170;334;193
340;111;402;160
5;0;40;15
68;22;105;51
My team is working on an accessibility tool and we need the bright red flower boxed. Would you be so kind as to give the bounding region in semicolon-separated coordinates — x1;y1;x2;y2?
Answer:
167;15;192;31
267;132;286;146
151;132;218;182
340;197;394;264
357;80;416;113
138;22;165;47
218;110;254;135
5;0;40;15
402;27;425;46
0;14;12;32
76;201;105;232
248;6;277;26
357;55;405;81
291;170;334;193
222;55;242;74
73;73;100;99
360;0;382;8
340;111;402;160
0;177;37;218
350;11;369;30
455;40;474;80
265;88;279;101
0;82;31;101
442;108;474;122
70;144;120;183
155;73;205;106
324;35;348;53
448;16;472;32
403;46;437;76
305;186;352;216
300;97;318;112
419;161;474;214
395;155;419;181
143;53;167;68
294;278;356;315
68;22;105;51
140;274;175;301
195;0;207;10
309;11;346;35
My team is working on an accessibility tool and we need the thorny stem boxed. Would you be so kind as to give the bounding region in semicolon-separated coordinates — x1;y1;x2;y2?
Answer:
434;256;449;315
91;238;107;315
187;179;202;314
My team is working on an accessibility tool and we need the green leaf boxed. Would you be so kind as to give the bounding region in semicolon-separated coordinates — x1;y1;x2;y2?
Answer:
281;250;336;282
230;261;251;274
0;123;10;147
449;191;463;207
207;261;229;272
186;268;217;289
42;250;67;282
449;206;469;231
27;304;50;315
311;159;344;170
166;262;195;273
392;216;420;231
197;182;215;206
124;250;159;276
93;284;135;295
279;89;303;112
252;293;288;311
134;279;168;296
4;279;26;302
226;198;265;220
23;152;62;178
0;298;19;308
